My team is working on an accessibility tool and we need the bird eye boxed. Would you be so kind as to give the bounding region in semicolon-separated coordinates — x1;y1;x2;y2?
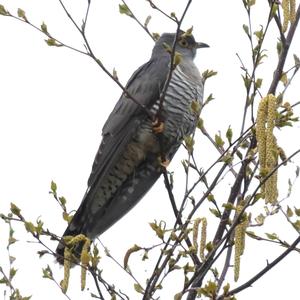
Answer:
179;39;188;48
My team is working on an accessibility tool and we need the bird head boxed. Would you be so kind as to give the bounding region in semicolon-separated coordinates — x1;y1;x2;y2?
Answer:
152;30;209;60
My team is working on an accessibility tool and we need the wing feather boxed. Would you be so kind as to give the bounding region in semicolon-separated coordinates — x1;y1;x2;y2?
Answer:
87;56;169;188
58;55;169;243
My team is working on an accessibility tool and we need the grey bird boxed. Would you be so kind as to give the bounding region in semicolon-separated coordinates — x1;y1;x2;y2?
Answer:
56;30;208;262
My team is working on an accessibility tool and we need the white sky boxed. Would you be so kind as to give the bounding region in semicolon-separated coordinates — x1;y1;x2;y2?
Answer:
1;0;300;299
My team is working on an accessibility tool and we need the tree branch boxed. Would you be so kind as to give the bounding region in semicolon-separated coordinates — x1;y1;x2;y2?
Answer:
268;4;300;94
219;233;300;299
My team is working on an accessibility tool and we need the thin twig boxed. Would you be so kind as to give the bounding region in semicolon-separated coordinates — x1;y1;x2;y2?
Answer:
121;0;155;41
162;170;201;267
218;234;300;299
268;4;300;94
146;0;177;22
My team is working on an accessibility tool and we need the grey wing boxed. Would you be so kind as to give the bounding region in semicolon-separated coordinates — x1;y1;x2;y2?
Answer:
87;57;169;188
58;56;169;239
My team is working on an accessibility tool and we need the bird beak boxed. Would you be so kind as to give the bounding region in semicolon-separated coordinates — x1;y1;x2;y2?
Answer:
196;42;210;49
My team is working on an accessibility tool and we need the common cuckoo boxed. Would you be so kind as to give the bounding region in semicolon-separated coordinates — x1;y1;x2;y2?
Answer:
56;30;208;261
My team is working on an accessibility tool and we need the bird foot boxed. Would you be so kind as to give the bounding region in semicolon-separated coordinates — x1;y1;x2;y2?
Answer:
160;158;170;168
152;118;165;134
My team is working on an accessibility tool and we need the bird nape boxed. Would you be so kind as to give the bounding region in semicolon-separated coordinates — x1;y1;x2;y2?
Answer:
56;30;208;264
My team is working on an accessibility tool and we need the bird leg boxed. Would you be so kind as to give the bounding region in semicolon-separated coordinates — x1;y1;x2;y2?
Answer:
160;158;170;168
152;117;165;134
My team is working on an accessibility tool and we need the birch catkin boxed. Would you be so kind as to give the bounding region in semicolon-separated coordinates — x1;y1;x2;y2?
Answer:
256;94;278;204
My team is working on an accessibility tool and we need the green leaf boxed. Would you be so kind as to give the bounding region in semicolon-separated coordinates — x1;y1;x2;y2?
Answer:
10;203;22;218
209;208;221;218
294;207;300;217
223;283;230;295
294;220;300;231
170;12;176;19
215;134;224;147
246;231;262;240
45;38;62;47
287;206;293;218
255;213;265;225
242;74;251;89
9;256;16;264
152;32;160;41
9;268;17;280
270;3;279;18
118;4;132;17
197;117;204;129
174;292;183;300
255;78;263;88
236;150;243;160
205;241;213;252
41;22;48;34
59;196;67;207
296;166;300;178
226;126;233;144
174;51;182;66
254;26;263;40
293;54;300;71
202;70;218;82
242;24;250;37
42;265;53;280
123;244;141;269
149;221;165;239
277;41;282;56
144;15;151;27
204;93;215;105
62;212;73;223
0;4;8;15
191;100;200;113
207;194;215;201
184;136;195;153
223;153;234;165
280;73;288;86
265;232;278;240
17;8;27;20
110;294;117;300
0;276;8;285
134;283;144;294
50;180;57;194
222;203;235;210
24;221;36;234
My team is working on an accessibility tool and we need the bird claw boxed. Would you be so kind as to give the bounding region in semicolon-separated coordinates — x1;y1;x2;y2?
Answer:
160;158;170;168
152;118;165;134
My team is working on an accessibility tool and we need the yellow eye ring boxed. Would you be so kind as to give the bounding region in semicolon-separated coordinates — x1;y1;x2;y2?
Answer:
179;39;188;47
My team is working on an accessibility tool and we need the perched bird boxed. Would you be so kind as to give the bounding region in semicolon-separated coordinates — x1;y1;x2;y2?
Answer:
56;30;208;262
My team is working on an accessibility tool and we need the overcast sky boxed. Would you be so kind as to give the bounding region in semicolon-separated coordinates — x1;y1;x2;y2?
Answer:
1;0;300;299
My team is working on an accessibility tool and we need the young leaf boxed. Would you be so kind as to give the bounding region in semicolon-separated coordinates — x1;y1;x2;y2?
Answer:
10;203;22;218
119;4;132;17
144;15;151;27
50;180;57;193
293;54;300;71
215;133;225;147
0;4;9;15
242;24;250;37
134;283;144;294
287;206;293;217
17;8;27;21
41;22;48;34
202;70;218;82
226;126;233;144
24;221;36;234
45;38;62;47
265;233;278;240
